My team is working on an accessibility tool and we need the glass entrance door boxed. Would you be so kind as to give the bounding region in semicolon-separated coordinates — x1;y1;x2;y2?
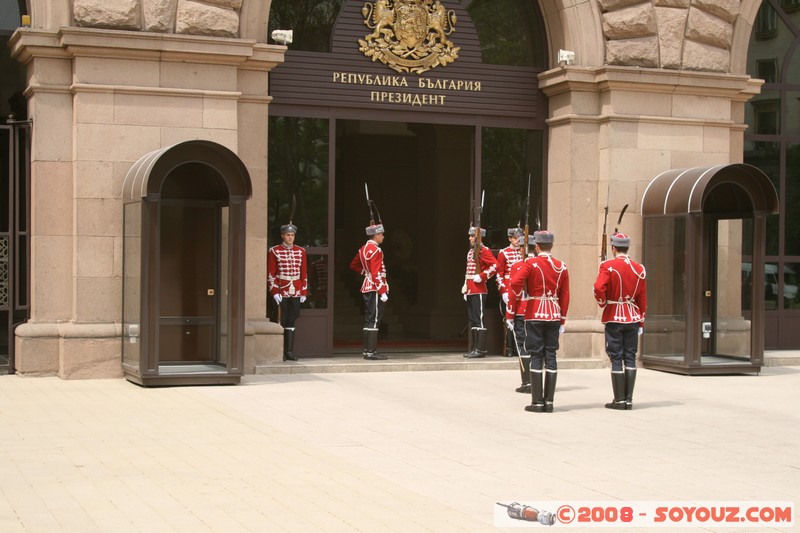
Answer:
702;217;753;364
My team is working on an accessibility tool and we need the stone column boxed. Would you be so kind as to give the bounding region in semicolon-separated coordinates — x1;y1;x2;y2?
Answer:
539;65;761;362
10;27;284;378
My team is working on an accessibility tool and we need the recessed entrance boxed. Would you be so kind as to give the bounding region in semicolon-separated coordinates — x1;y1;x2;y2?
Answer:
333;120;472;353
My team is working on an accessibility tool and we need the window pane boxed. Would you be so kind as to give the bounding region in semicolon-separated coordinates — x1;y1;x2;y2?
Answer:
743;142;781;256
0;2;21;33
268;117;329;247
746;90;780;135
643;217;687;357
786;91;800;136
305;254;328;309
267;0;343;52
784;262;800;310
467;0;547;67
788;50;800;84
481;128;544;247
765;262;780;310
786;144;800;255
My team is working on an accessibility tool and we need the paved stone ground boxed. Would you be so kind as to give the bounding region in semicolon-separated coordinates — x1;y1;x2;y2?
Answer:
1;366;798;532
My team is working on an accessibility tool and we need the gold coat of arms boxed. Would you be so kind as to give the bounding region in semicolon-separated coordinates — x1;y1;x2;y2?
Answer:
358;0;459;75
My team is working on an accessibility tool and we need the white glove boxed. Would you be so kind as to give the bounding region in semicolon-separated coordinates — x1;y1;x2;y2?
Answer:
380;293;388;302
502;292;509;304
559;325;565;334
472;274;482;283
506;319;514;330
300;296;307;303
273;294;282;304
463;294;467;301
638;327;644;336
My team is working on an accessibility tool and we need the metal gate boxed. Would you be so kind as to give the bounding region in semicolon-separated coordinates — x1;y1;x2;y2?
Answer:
1;118;31;373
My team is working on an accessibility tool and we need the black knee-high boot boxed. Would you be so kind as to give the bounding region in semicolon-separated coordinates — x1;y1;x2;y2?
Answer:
476;328;487;355
525;369;544;412
505;329;516;357
515;355;531;393
605;371;626;410
464;329;485;358
543;370;557;413
363;330;386;360
624;368;637;410
283;328;297;361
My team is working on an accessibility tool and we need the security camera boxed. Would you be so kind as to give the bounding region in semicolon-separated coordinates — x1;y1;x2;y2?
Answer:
557;49;575;66
272;30;293;46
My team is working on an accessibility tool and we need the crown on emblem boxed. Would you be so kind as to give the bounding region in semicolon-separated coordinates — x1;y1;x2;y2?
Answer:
358;0;460;74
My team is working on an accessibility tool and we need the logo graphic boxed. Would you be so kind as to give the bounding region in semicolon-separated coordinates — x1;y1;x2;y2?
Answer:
358;0;460;75
497;502;556;526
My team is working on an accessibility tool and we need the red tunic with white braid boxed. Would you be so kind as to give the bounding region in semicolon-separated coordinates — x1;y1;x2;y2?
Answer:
350;239;388;294
267;243;308;298
496;245;523;296
507;253;570;323
593;254;647;324
464;245;497;295
506;259;529;317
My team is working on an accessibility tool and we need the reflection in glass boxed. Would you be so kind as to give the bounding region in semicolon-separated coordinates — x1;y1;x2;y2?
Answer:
743;143;781;256
746;90;781;135
467;0;546;67
784;263;800;310
481;128;544;247
787;144;800;255
764;262;781;310
305;254;329;310
268;117;329;247
267;0;343;52
122;203;142;371
715;220;750;358
787;93;800;135
642;217;686;358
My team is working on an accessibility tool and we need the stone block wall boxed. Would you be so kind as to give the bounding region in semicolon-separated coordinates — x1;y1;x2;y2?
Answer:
599;0;741;71
72;0;242;37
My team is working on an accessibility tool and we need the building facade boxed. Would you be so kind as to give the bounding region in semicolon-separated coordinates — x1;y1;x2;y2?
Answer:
1;0;797;379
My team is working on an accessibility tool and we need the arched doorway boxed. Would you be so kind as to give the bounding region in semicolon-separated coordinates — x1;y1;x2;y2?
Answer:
122;140;252;386
267;0;549;357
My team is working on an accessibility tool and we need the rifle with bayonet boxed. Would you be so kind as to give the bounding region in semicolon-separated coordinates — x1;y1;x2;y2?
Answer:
601;182;610;262
601;180;629;261
365;182;375;225
473;189;485;259
523;173;531;257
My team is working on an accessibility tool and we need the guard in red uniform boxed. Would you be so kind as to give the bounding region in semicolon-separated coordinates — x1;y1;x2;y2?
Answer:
350;223;389;360
463;226;497;358
508;230;569;412
593;232;647;410
497;227;524;358
268;223;308;361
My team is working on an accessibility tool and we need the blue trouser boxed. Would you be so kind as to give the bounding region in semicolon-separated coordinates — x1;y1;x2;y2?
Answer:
525;321;560;371
362;292;385;331
604;322;639;371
